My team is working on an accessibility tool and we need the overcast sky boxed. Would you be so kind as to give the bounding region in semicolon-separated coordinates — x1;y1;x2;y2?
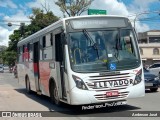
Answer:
0;0;160;46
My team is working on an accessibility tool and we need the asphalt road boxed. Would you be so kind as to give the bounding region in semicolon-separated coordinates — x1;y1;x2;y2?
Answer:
0;70;160;120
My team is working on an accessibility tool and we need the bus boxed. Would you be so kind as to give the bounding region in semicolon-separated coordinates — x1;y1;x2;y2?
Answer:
17;15;145;106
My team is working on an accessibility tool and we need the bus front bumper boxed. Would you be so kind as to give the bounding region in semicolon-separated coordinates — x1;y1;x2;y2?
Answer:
69;81;145;105
69;87;126;105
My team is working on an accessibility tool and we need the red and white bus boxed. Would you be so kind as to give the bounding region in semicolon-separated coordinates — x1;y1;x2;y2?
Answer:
17;15;145;105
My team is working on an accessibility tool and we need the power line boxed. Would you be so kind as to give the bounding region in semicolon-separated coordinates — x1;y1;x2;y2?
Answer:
127;10;160;17
137;16;160;22
140;19;160;21
0;20;30;23
138;15;160;20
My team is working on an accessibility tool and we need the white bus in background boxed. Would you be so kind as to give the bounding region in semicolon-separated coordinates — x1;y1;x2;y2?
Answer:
17;15;145;106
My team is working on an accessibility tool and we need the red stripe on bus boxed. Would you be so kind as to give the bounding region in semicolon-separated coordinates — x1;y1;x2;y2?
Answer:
33;63;38;73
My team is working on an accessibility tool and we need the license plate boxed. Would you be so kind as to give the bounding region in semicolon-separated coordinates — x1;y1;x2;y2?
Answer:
145;83;153;86
106;91;119;97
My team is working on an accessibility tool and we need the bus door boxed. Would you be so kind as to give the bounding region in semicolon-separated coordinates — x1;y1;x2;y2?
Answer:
55;33;66;99
33;41;41;92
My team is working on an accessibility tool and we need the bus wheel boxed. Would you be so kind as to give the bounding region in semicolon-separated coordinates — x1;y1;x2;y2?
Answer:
50;81;61;105
26;77;31;93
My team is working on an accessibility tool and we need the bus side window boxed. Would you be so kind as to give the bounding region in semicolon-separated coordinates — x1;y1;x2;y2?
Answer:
42;36;46;48
42;33;53;60
46;34;52;47
28;43;33;62
52;34;55;60
42;36;47;59
22;45;26;62
18;46;23;63
55;33;63;62
50;33;53;46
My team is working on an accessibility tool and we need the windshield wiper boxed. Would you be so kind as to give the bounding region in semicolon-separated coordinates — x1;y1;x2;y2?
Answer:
82;29;100;59
114;29;121;62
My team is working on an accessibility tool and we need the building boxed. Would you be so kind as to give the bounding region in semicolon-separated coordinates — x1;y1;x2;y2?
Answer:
138;30;160;66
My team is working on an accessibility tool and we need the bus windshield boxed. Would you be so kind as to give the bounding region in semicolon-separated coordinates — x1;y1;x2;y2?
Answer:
68;29;140;72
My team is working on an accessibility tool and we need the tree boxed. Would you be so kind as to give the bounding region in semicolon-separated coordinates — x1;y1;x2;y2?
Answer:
8;30;21;52
8;8;59;53
28;8;59;35
55;0;94;17
1;51;17;66
0;46;7;64
5;7;59;66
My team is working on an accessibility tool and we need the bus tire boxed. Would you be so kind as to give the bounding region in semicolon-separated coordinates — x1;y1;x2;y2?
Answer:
50;80;61;105
26;76;31;93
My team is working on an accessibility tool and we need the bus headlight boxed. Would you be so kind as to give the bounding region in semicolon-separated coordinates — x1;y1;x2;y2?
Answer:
72;75;88;90
154;76;159;81
134;69;142;85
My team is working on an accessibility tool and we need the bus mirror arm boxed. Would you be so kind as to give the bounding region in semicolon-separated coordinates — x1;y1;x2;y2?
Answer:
61;33;67;45
61;64;67;73
61;65;64;68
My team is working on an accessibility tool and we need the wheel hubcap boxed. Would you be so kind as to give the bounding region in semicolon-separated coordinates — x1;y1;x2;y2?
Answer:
27;80;29;90
54;87;59;102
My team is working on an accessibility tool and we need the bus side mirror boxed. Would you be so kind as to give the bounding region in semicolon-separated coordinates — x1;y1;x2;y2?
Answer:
61;33;67;45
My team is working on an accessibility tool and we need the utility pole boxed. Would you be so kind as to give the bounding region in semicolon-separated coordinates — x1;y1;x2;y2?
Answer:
20;23;25;37
8;22;25;37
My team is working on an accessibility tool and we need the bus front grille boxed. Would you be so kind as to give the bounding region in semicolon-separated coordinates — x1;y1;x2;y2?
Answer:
85;72;132;90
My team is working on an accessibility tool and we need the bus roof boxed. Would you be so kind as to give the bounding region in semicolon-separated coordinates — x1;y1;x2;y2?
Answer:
17;15;129;46
63;15;128;20
63;15;127;20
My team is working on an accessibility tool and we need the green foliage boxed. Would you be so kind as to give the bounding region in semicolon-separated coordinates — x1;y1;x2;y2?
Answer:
1;51;17;66
55;0;94;17
29;8;59;34
4;7;59;66
0;46;7;64
8;8;59;52
8;30;21;52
